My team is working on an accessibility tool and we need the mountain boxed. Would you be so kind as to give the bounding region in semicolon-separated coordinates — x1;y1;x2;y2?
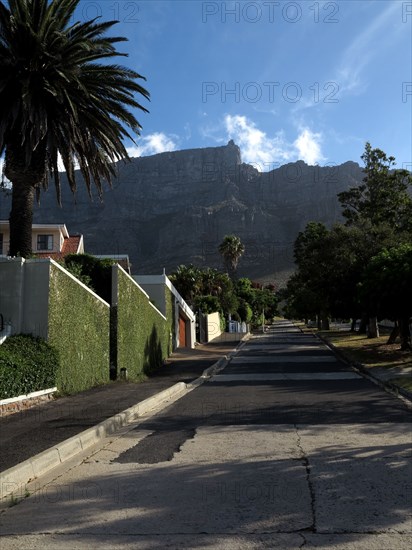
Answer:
0;141;364;285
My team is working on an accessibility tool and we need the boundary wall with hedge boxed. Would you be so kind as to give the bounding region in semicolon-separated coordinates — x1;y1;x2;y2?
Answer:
112;265;174;380
48;260;110;393
0;258;110;395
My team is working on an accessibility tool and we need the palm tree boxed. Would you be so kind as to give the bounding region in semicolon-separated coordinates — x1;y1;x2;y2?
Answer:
0;0;149;257
218;234;245;279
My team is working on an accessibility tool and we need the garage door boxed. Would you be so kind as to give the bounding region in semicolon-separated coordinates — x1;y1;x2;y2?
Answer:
179;316;186;347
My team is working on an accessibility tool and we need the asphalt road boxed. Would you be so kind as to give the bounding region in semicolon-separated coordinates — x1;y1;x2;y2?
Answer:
1;320;411;549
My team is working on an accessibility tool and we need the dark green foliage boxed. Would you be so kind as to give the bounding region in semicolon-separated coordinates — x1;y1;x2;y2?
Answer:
48;262;110;394
286;143;412;328
63;254;113;303
359;244;412;321
237;300;253;323
170;265;277;327
0;335;58;399
194;295;222;314
169;264;202;305
338;143;412;232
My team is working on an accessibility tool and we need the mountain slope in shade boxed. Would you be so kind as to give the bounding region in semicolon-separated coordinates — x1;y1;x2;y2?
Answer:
0;141;364;285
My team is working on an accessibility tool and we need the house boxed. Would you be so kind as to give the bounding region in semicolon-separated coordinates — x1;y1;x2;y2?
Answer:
0;221;84;259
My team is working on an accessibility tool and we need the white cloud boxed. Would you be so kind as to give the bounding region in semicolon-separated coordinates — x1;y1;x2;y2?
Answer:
223;115;325;167
293;128;325;165
224;114;293;168
127;132;178;158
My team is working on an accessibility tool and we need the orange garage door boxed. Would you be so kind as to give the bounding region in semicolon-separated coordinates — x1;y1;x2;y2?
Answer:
179;316;186;347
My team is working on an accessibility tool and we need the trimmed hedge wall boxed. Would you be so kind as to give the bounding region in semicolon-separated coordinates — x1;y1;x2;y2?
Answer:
48;262;110;394
114;267;174;380
0;335;58;399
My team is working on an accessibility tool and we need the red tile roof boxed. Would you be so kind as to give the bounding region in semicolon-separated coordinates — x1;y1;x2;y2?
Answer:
35;236;82;260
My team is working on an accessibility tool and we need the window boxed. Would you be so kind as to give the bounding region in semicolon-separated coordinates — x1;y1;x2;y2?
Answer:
37;234;53;251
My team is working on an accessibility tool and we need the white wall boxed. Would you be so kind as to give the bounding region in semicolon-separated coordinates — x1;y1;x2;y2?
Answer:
22;260;50;338
0;257;25;333
206;312;222;342
0;258;51;339
133;278;166;315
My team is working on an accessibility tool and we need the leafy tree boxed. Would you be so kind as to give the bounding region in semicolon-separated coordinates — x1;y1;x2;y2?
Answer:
290;222;331;328
169;264;203;305
287;144;412;336
338;143;412;336
0;0;149;257
218;234;245;279
234;277;255;304
193;295;221;315
284;272;321;323
200;268;232;299
359;244;412;350
219;288;239;317
237;299;253;323
338;142;412;232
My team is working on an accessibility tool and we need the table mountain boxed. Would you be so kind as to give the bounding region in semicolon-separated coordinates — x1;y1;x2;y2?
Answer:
0;141;363;285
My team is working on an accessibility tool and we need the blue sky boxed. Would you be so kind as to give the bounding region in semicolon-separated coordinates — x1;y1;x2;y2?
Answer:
75;0;410;171
0;0;410;176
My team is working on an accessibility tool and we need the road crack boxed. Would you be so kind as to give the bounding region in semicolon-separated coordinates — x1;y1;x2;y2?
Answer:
295;424;316;534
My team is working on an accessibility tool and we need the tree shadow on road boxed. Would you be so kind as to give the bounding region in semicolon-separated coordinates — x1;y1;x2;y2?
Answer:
0;423;410;549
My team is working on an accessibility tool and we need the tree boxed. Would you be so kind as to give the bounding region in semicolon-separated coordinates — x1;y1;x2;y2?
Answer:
218;235;245;279
359;244;412;350
291;222;331;328
169;264;203;305
0;0;149;257
338;142;412;232
338;143;412;337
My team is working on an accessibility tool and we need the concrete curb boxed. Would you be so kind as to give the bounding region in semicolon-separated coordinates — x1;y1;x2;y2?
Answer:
0;335;250;502
0;381;187;501
314;332;412;405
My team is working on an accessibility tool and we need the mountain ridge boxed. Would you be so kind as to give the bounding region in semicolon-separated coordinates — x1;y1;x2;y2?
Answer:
0;141;364;285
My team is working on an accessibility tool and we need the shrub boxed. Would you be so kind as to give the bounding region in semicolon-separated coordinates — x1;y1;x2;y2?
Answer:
0;335;59;399
237;300;253;323
63;253;113;303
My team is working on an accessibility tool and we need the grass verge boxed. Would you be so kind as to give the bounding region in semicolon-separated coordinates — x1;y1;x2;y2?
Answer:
316;329;412;370
298;325;412;397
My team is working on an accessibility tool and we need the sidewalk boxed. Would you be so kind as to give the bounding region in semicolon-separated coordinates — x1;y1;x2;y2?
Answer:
0;334;244;475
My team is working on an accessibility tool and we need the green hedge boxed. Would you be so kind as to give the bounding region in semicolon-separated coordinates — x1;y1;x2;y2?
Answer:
48;262;110;394
114;268;174;380
0;335;58;399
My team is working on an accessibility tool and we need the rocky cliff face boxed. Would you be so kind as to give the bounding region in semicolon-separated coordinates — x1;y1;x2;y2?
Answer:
0;141;364;285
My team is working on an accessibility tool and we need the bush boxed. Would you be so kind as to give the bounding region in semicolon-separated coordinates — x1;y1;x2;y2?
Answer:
63;254;113;303
238;300;253;323
194;295;221;314
0;335;59;399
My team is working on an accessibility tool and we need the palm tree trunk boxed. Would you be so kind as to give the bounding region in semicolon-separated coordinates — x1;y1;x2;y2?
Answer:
9;181;35;257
